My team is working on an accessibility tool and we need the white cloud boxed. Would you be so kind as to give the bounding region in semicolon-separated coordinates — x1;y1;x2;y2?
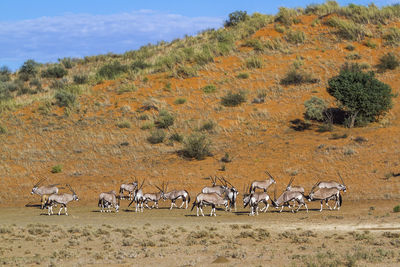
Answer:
0;10;223;70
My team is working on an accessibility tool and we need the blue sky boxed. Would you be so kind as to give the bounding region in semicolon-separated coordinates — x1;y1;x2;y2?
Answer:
0;0;398;70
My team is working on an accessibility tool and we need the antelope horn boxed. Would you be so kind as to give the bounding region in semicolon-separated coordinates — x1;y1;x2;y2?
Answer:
217;176;226;186
139;179;145;190
274;185;277;201
66;184;76;195
287;177;295;187
154;184;162;192
223;177;233;187
34;177;46;187
310;180;320;193
265;170;275;180
337;171;345;185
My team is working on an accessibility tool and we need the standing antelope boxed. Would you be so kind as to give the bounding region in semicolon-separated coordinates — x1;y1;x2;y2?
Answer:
271;189;308;213
31;178;60;209
162;183;191;209
243;187;271;216
220;177;239;212
307;188;342;212
285;177;305;208
249;170;276;193
201;176;229;196
98;190;120;213
310;172;347;209
191;193;228;216
46;184;79;216
128;180;145;212
119;181;138;200
142;183;164;209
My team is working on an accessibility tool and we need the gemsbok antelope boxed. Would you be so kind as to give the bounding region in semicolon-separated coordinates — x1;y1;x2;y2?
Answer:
285;177;305;208
31;178;60;209
119;181;138;200
219;177;239;212
243;184;270;216
128;180;145;212
310;172;347;209
307;187;342;212
191;192;228;216
162;182;191;209
142;183;164;209
98;190;120;213
201;176;229;195
46;184;79;216
271;188;308;213
249;170;276;193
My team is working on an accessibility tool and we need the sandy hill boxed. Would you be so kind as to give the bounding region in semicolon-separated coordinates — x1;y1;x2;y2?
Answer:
0;3;400;206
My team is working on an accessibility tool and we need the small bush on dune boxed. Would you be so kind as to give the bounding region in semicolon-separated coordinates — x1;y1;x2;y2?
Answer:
182;133;212;160
377;52;399;72
18;59;40;81
97;61;128;79
224;11;249;27
0;66;11;82
326;17;370;41
280;68;319;85
41;64;68;78
55;85;81;108
155;110;174;129
147;129;166;144
116;120;131;129
221;91;246;107
383;28;400;46
304;97;328;121
246;57;263;69
169;132;183;143
202;84;217;94
242;39;264;52
275;7;301;26
51;165;62;173
59;57;74;69
394;205;400;213
285;30;306;44
73;75;88;84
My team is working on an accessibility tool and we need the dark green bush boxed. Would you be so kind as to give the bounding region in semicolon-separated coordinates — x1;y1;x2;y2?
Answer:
131;59;151;72
0;66;11;82
155;110;174;129
237;72;249;79
377;52;399;72
173;65;197;78
246;57;263;69
275;7;301;26
174;98;186;105
41;65;68;78
199;120;216;132
242;39;264;52
97;61;128;79
116;120;131;129
73;74;88;84
0;124;7;134
18;60;39;80
221;91;246;107
59;57;74;69
224;11;249;27
327;63;394;127
285;30;306;44
55;90;76;108
383;27;400;46
147;129;166;144
394;205;400;213
182;133;212;160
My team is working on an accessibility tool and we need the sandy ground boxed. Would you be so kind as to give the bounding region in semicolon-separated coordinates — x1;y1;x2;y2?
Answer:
1;199;400;266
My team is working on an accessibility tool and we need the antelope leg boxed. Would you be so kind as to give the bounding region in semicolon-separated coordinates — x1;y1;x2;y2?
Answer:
319;201;323;212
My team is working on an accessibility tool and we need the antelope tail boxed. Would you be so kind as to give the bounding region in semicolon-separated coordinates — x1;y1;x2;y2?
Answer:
339;193;342;207
185;191;191;205
191;200;197;211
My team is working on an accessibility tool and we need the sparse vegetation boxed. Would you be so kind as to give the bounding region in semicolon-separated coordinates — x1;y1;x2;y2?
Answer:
202;84;217;93
116;120;131;128
97;61;128;79
304;97;327;121
377;52;399;72
237;72;249;79
245;57;263;69
155;110;174;129
174;98;187;105
280;67;318;85
147;129;166;144
285;30;306;44
41;64;68;78
51;165;62;173
393;205;400;213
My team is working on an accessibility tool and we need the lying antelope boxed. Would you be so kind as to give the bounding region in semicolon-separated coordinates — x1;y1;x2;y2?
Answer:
191;193;228;216
162;183;191;209
271;190;308;213
98;190;120;213
128;179;145;212
308;188;342;212
249;170;276;193
119;181;138;200
31;178;60;209
46;184;79;216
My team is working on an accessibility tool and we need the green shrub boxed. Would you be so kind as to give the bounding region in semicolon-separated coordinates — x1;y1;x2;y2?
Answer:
224;11;249;27
202;84;217;93
54;85;81;108
346;53;362;60
327;63;394;127
18;59;39;80
246;57;263;69
345;44;355;51
169;132;183;143
377;52;399;72
285;30;306;44
182;133;212;160
237;72;249;79
174;98;186;105
173;65;197;78
221;91;246;107
73;75;88;84
140;122;154;130
51;165;62;173
117;84;137;94
275;7;301;26
147;129;166;144
280;68;319;85
0;124;7;134
199;120;216;132
242;39;264;52
274;24;285;33
155;110;174;129
97;61;128;79
116;120;131;129
131;59;151;72
394;205;400;213
59;57;74;69
41;64;68;78
383;28;400;46
0;66;11;82
364;39;377;49
304;97;327;121
326;17;370;40
0;82;12;101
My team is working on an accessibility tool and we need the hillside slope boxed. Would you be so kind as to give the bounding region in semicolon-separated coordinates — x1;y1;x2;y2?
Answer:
1;3;400;206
